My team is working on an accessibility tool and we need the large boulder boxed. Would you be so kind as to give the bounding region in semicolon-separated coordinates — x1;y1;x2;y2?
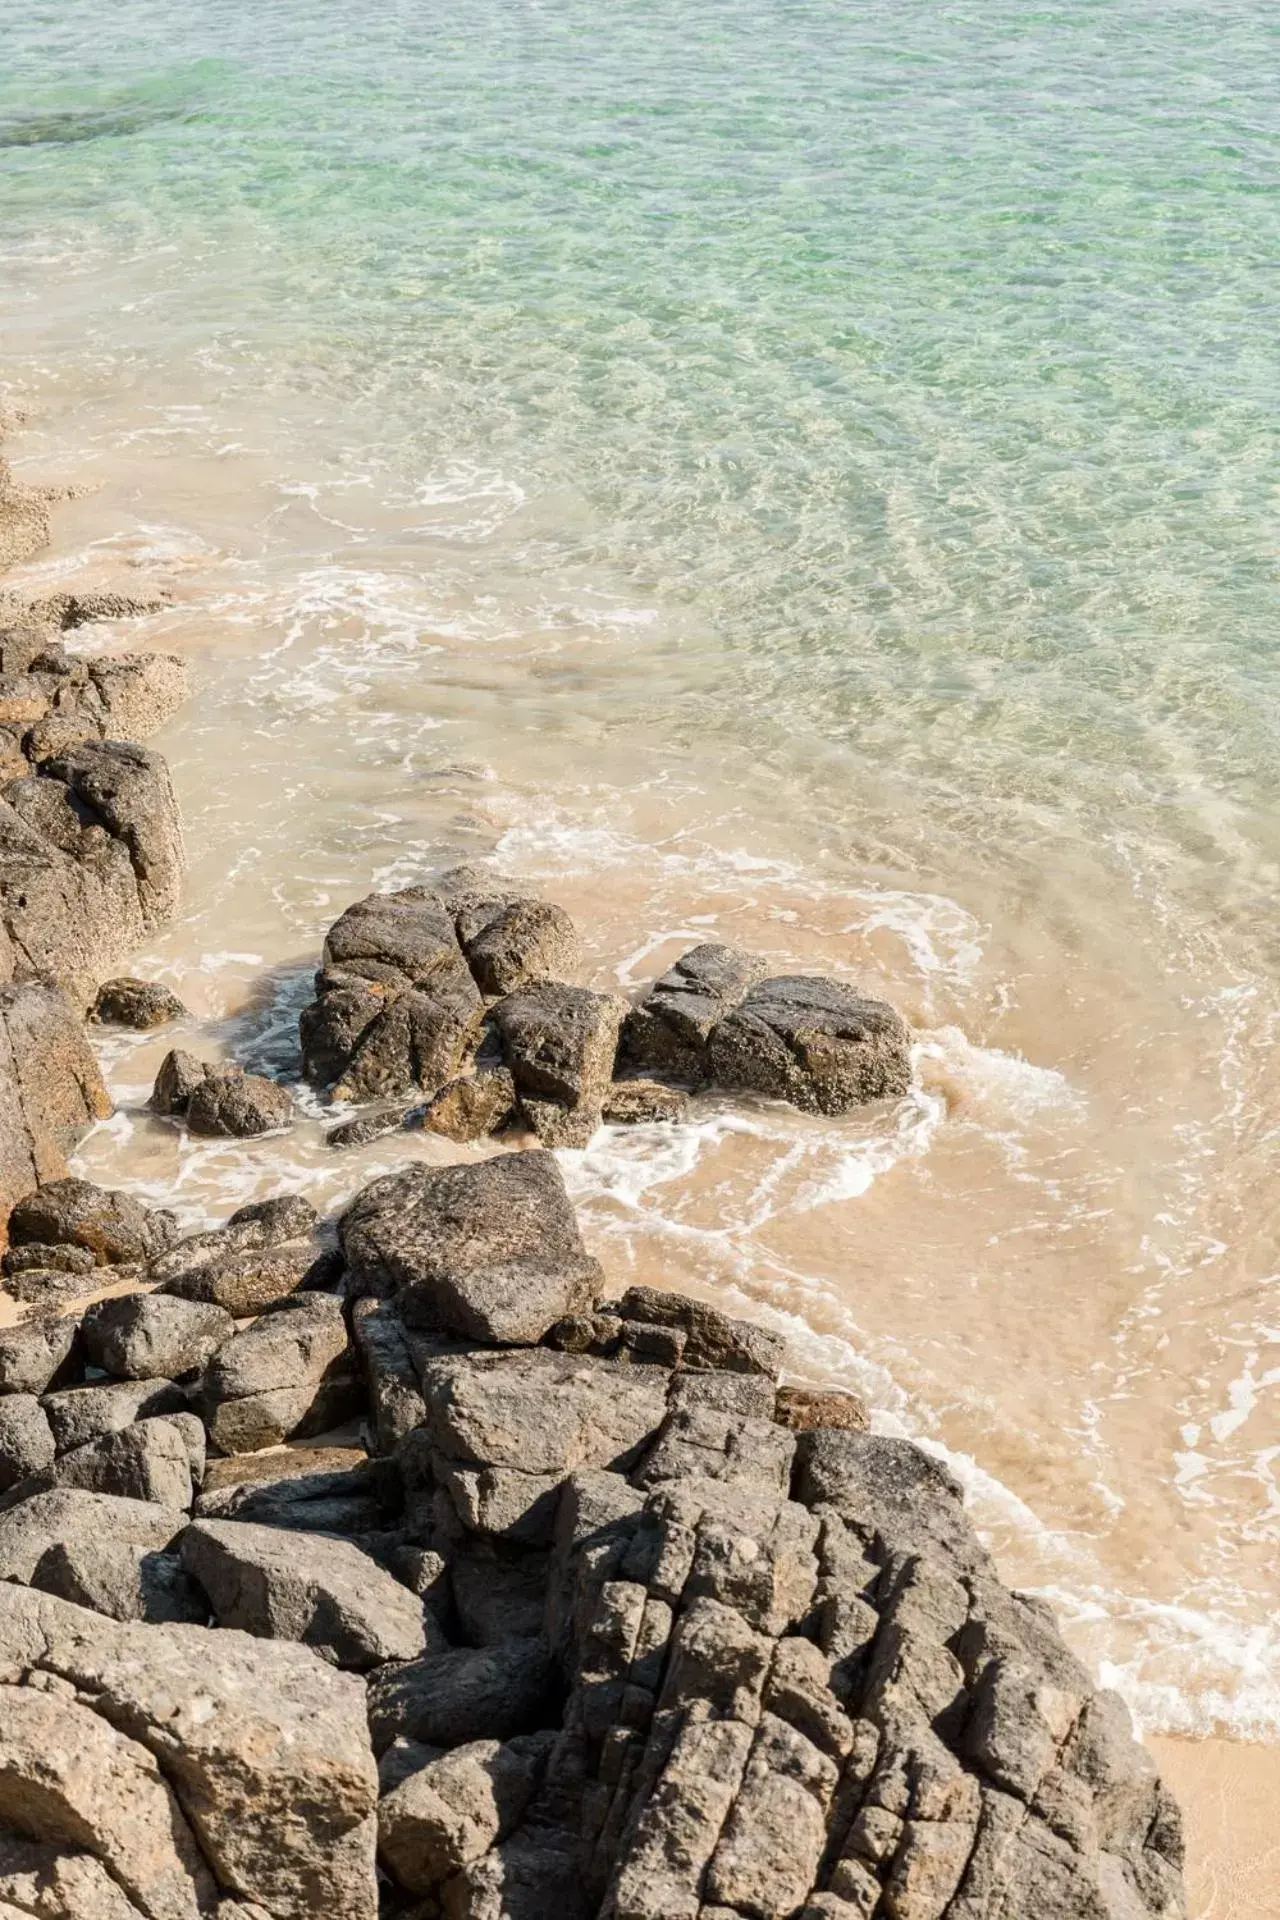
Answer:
43;1417;195;1510
490;981;626;1146
299;888;484;1103
0;1680;219;1919
376;1732;552;1893
340;1150;602;1344
152;1197;323;1315
42;1378;187;1454
0;1310;80;1395
460;897;580;997
0;1583;380;1919
180;1518;430;1670
31;1536;207;1625
422;1346;668;1478
0;980;112;1231
82;1291;235;1381
0;1391;55;1489
621;943;913;1113
0;1487;186;1583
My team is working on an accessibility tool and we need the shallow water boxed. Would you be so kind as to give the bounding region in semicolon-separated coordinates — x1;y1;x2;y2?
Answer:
2;0;1278;1742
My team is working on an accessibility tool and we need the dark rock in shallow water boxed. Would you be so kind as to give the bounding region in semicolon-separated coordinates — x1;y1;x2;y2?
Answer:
418;1060;518;1142
461;896;580;997
601;1077;692;1125
149;1045;212;1115
185;1066;296;1137
300;887;486;1103
152;1198;323;1315
326;1106;407;1149
708;972;913;1112
491;979;625;1144
340;1149;602;1345
91;974;188;1029
620;940;768;1081
617;1283;786;1377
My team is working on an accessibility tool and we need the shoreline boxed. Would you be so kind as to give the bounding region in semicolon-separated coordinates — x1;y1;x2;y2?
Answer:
0;405;1271;1916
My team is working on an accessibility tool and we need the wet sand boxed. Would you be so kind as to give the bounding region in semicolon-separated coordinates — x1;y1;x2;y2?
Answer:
1147;1737;1280;1919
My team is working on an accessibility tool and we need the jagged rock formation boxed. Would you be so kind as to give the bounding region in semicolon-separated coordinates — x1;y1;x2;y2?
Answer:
0;1156;1184;1919
306;872;915;1146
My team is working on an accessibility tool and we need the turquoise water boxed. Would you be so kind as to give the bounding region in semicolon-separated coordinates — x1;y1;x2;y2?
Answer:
4;0;1279;870
3;0;1280;1739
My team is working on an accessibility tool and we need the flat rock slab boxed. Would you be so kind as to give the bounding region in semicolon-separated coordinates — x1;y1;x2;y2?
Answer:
181;1517;430;1670
340;1149;602;1345
423;1346;668;1477
0;1584;379;1920
0;1487;185;1582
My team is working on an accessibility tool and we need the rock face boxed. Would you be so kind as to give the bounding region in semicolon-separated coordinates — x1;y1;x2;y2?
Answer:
491;982;626;1146
0;980;112;1234
0;740;185;1005
9;1175;176;1267
0;1165;1184;1920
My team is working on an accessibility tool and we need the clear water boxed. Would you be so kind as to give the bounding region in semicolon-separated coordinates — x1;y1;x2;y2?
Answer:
2;0;1279;1742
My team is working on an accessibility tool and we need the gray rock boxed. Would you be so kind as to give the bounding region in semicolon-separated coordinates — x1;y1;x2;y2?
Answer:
326;1107;407;1149
708;974;913;1112
0;1678;218;1920
1;1259;100;1305
340;1150;602;1345
206;1367;365;1457
0;1825;159;1918
185;1067;296;1138
461;897;580;997
0;1487;185;1582
0;1583;380;1920
82;1290;234;1379
377;1733;552;1893
352;1296;427;1454
436;1460;565;1547
601;1078;692;1125
367;1636;557;1755
3;1239;96;1283
0;980;112;1224
226;1192;320;1243
91;976;189;1029
149;1048;212;1116
0;1311;80;1395
43;1377;187;1453
180;1517;431;1669
194;1457;388;1536
203;1292;349;1403
46;1416;195;1509
0;1390;55;1489
32;1538;207;1624
75;650;189;742
450;1541;552;1646
517;1094;603;1149
491;979;626;1122
794;1431;987;1572
419;1061;518;1142
618;1284;787;1377
423;1346;668;1477
620;942;768;1081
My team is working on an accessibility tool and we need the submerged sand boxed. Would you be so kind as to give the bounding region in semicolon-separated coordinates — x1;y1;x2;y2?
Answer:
1147;1737;1280;1919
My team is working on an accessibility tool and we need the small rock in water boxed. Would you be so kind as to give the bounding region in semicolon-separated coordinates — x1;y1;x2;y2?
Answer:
91;976;188;1029
419;1061;518;1142
325;1107;407;1150
185;1067;296;1137
150;1047;213;1116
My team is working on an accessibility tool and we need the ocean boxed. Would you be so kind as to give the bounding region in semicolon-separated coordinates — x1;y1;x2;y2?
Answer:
1;0;1278;1747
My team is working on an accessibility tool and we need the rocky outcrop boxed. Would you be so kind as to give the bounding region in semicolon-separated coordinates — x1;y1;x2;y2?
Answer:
0;1158;1185;1919
0;739;185;1005
0;981;112;1235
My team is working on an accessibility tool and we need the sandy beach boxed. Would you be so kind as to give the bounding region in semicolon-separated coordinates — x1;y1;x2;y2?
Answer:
1147;1737;1280;1918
